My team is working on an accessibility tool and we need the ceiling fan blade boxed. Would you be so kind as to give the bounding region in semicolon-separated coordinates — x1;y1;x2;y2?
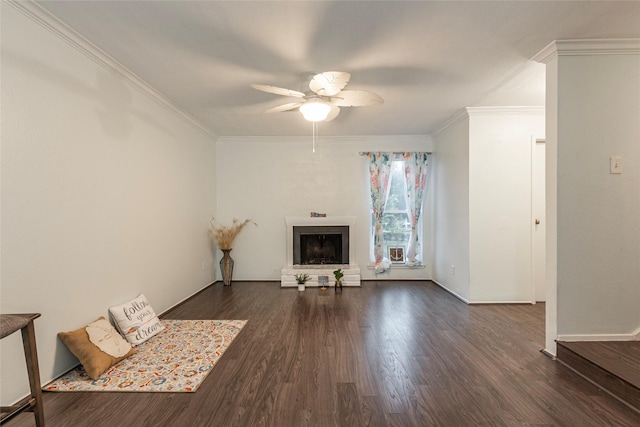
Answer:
251;84;305;98
323;105;341;122
309;71;351;97
264;102;303;113
331;90;384;107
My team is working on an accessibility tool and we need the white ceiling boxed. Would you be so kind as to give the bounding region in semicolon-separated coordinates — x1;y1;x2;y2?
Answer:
36;1;640;137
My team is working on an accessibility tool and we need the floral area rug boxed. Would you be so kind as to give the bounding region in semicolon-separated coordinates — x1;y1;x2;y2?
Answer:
44;319;246;392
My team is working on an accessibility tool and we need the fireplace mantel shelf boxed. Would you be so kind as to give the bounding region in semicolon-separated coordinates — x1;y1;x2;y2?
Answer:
285;216;357;227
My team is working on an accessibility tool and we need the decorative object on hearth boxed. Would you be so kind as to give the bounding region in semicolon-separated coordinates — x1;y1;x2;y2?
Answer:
45;319;247;393
209;217;256;286
333;268;344;290
318;275;328;291
295;273;310;291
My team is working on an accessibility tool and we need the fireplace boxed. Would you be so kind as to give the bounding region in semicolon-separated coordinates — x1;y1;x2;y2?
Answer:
282;216;361;287
294;226;349;265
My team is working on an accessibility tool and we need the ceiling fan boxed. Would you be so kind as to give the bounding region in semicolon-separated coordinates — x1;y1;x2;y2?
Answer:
251;71;383;122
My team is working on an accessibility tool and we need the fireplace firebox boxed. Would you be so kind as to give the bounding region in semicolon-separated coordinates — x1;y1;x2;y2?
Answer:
293;226;349;265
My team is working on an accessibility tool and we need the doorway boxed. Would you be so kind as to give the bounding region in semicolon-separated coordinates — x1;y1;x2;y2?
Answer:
532;139;546;302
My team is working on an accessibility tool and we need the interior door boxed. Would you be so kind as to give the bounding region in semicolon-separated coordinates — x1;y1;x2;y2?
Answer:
532;139;546;302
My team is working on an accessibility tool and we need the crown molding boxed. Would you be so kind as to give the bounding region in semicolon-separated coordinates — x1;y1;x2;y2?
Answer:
432;106;544;137
6;0;216;138
466;106;545;115
533;38;640;64
217;135;431;144
430;109;469;137
533;41;560;64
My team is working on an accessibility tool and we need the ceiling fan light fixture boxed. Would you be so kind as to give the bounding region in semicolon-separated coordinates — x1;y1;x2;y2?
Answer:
299;99;331;122
252;71;382;123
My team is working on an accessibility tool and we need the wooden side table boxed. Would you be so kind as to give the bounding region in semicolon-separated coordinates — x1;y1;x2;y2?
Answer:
0;313;45;426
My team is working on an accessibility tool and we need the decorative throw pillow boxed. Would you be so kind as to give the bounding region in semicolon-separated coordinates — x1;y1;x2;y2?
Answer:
108;294;164;346
58;317;135;380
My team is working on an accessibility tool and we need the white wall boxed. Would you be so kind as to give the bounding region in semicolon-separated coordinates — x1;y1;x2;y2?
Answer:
554;47;640;338
215;136;434;281
432;114;471;301
468;108;545;302
1;4;217;404
432;108;545;303
537;40;640;350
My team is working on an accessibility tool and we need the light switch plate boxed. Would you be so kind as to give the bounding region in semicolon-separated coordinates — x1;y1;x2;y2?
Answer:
610;156;622;174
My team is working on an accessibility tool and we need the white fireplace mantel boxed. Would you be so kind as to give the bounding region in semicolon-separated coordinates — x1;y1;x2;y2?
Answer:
282;216;360;287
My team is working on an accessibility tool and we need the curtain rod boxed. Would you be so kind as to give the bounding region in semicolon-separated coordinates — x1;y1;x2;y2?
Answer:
359;151;432;155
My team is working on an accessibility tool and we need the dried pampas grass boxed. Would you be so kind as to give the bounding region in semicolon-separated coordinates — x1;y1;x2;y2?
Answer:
209;217;256;250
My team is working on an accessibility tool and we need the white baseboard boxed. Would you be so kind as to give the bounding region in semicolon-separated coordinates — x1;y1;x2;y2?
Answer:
430;280;535;305
158;282;214;317
430;280;470;304
557;332;639;342
468;300;535;305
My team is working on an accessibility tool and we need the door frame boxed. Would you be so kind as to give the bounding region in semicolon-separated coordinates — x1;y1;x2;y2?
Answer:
531;138;546;303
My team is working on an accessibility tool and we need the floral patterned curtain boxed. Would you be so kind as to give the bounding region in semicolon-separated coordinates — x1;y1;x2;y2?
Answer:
402;152;430;266
367;152;392;271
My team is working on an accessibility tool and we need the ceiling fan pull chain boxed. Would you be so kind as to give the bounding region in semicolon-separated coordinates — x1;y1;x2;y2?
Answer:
312;121;317;153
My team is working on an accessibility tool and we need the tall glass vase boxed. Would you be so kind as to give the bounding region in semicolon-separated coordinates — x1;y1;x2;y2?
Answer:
220;249;234;286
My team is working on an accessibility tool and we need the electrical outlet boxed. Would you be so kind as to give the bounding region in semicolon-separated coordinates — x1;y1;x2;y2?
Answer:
451;265;456;276
201;262;207;271
610;156;622;174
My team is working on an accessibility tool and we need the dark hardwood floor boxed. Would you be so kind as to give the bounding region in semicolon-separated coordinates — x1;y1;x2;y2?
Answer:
557;340;640;412
9;281;640;426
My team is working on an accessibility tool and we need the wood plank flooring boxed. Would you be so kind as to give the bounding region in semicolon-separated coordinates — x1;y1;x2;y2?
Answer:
557;340;640;412
558;341;640;389
8;281;640;426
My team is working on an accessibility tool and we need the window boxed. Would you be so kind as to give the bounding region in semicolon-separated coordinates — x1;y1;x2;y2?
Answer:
380;160;413;263
367;152;430;271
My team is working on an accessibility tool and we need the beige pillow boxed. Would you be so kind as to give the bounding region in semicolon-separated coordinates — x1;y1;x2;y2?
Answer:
58;317;135;380
108;294;164;346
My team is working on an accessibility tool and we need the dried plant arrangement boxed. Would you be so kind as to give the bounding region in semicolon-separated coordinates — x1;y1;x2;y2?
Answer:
209;217;256;250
